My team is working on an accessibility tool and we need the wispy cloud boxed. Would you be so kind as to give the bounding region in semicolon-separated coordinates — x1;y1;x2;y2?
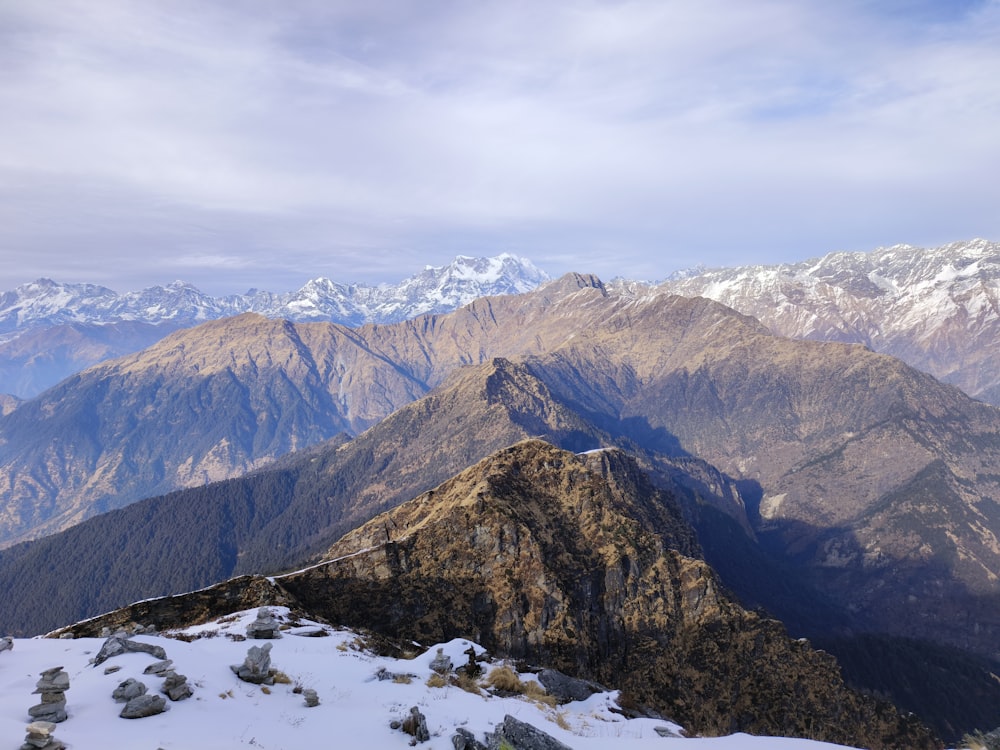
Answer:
2;0;998;292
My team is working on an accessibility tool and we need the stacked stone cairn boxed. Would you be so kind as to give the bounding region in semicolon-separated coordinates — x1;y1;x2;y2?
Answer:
28;667;69;723
246;607;282;639
231;641;274;684
20;721;65;750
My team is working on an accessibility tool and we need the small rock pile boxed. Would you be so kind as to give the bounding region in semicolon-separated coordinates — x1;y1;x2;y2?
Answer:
429;647;453;675
27;667;69;723
302;688;320;707
396;706;429;745
246;607;282;639
112;676;169;719
20;721;65;750
1;635;13;654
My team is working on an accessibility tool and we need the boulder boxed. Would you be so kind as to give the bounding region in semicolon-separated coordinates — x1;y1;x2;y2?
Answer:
120;693;168;719
143;659;174;676
537;669;603;704
452;727;488;750
93;634;167;666
112;678;147;703
161;672;194;701
486;715;572;750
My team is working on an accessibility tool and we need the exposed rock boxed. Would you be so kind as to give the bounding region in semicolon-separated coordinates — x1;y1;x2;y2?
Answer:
458;646;483;679
486;714;572;750
112;678;147;703
429;647;453;675
230;642;274;684
400;706;430;743
302;688;319;707
246;606;282;639
279;440;940;750
103;665;122;675
452;727;488;750
161;672;193;701
537;669;603;704
1;635;12;653
93;633;167;666
119;693;168;719
21;720;65;750
143;659;174;676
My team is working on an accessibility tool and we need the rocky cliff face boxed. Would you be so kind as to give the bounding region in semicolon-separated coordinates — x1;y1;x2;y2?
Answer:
276;440;936;749
660;238;1000;406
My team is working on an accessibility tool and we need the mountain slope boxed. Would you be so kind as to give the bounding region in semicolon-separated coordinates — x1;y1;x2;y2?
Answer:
274;440;935;748
660;238;1000;406
0;254;548;398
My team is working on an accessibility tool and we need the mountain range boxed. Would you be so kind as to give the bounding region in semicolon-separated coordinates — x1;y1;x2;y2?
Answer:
3;242;1000;744
658;238;1000;407
3;272;1000;742
0;253;548;398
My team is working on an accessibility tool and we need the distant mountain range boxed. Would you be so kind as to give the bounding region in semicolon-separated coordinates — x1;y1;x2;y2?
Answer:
0;253;548;398
658;238;1000;406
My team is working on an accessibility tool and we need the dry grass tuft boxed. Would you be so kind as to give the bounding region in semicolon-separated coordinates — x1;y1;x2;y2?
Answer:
426;673;448;688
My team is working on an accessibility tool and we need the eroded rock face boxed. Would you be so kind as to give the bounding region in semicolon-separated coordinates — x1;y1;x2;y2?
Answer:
278;440;939;750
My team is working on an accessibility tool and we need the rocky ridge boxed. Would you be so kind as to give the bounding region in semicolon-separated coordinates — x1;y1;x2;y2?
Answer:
659;238;1000;405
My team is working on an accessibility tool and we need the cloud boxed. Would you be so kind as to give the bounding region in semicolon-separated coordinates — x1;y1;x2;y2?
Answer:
1;0;999;292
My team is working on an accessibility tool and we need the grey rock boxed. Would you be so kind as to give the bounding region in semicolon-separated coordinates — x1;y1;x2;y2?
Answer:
486;715;573;750
162;672;193;701
112;678;147;703
246;606;282;639
120;693;168;719
143;659;174;675
401;706;430;743
103;665;122;675
93;634;167;665
452;727;488;750
537;669;603;704
34;668;70;693
27;702;67;723
302;688;319;707
230;641;274;684
429;647;453;675
21;720;65;750
0;635;12;653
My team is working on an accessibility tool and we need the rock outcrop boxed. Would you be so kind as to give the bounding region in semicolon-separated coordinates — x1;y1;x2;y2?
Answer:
93;633;166;666
278;440;939;750
486;715;571;750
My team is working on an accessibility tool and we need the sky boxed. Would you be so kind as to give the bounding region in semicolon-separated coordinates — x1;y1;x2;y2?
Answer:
1;0;999;295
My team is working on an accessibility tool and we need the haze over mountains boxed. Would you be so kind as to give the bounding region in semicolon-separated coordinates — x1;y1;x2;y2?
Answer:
3;240;1000;745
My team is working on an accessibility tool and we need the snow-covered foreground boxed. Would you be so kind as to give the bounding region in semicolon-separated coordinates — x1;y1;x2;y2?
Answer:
1;608;860;749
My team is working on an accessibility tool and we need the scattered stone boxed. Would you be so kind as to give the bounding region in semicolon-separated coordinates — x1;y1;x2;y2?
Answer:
143;659;174;676
452;727;488;750
27;667;69;723
112;678;147;703
120;693;168;719
429;647;453;675
485;715;573;750
537;669;603;704
401;706;430;743
653;726;682;738
230;642;274;684
374;666;417;682
57;633;74;640
302;688;319;707
246;607;282;639
161;671;194;701
103;665;122;675
93;633;167;666
20;720;65;750
1;635;13;654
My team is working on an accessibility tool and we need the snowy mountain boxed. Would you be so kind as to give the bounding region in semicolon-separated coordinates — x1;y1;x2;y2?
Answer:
0;254;548;336
0;606;864;750
0;254;548;398
659;238;1000;406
